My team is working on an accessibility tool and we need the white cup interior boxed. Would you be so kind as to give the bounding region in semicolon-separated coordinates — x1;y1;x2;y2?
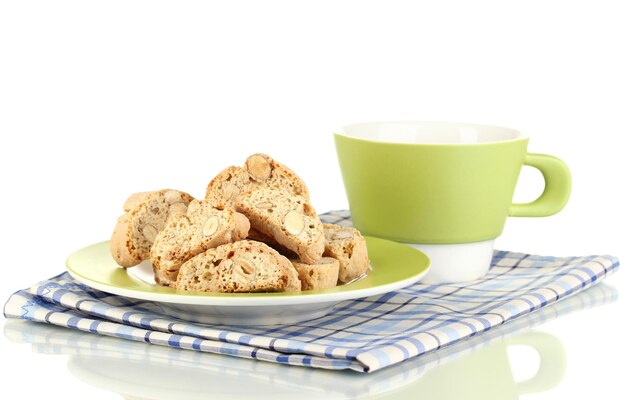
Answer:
339;121;525;144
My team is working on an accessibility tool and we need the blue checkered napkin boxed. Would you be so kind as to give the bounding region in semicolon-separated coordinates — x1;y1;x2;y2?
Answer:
3;283;617;397
3;211;620;373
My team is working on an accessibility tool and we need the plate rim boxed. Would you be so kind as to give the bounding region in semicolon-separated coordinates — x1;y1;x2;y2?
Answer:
66;237;430;307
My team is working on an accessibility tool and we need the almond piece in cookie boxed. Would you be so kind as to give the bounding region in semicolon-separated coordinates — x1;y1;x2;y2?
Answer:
290;257;339;290
150;200;250;287
110;189;195;268
323;224;370;283
176;240;301;293
247;228;298;258
235;188;324;264
205;154;310;208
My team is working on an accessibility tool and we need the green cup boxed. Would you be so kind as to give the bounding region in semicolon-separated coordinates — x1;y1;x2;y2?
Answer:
334;122;571;283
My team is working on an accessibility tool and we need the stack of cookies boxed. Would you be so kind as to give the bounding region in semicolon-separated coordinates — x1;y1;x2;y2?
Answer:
110;154;370;293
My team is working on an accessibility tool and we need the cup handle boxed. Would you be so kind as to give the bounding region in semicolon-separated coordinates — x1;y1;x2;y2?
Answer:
509;153;572;217
507;331;567;394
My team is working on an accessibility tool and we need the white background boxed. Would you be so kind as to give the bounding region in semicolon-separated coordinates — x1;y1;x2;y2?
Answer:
1;1;624;399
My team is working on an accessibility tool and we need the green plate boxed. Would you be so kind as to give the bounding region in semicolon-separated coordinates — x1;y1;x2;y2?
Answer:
66;236;430;325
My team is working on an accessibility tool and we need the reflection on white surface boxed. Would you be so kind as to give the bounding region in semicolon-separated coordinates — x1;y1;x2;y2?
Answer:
4;284;617;400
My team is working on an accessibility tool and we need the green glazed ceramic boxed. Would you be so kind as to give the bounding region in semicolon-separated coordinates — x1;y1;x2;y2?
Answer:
66;237;429;302
65;237;430;325
334;122;571;244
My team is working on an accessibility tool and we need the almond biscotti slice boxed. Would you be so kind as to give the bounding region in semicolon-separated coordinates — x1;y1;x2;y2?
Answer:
176;240;301;293
110;189;194;268
204;166;251;208
291;257;339;290
205;154;310;208
244;153;309;198
235;188;324;264
150;200;250;287
323;224;370;283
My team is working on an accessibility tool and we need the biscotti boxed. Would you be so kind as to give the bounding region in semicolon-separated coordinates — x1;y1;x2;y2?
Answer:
323;224;370;283
110;189;194;268
109;153;371;293
205;154;309;208
176;240;301;293
150;200;250;286
291;257;340;290
235;188;324;264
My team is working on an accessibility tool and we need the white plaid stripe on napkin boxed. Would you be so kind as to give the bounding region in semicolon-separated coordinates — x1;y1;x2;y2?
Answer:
3;210;620;373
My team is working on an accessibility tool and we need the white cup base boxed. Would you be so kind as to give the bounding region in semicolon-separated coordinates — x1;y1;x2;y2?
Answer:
406;240;495;284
